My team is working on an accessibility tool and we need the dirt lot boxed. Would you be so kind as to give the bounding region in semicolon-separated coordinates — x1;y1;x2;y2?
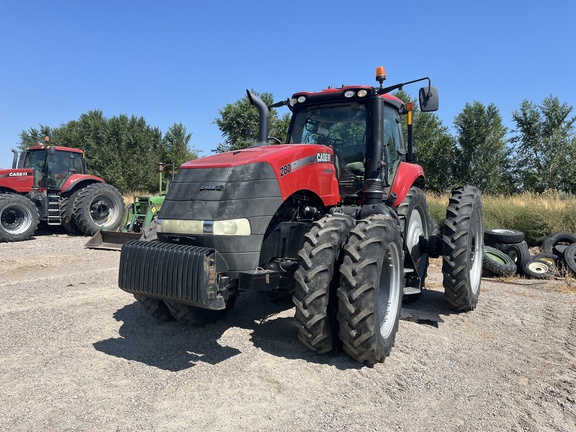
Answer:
0;231;575;431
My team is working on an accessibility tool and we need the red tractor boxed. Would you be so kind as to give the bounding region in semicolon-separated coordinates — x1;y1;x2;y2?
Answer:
118;67;484;364
0;137;125;242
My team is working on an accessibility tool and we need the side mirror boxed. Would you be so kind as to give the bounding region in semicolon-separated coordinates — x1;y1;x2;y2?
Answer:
419;86;439;112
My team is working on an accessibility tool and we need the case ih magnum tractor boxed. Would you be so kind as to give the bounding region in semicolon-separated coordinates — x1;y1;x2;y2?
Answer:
119;67;484;364
0;137;125;242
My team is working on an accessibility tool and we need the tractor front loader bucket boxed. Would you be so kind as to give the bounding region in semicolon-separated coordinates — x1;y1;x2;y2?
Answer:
85;230;141;251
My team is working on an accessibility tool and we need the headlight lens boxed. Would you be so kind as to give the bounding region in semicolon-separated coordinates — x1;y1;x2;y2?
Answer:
157;218;251;235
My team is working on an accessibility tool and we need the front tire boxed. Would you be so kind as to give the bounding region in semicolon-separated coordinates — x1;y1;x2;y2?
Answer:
73;183;125;236
293;213;354;354
442;186;484;311
0;194;39;242
337;215;404;364
134;294;173;323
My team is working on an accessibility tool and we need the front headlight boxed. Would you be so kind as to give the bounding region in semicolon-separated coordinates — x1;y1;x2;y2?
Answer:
157;218;251;236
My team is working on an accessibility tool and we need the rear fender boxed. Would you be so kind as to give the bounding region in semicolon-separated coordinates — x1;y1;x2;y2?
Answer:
61;175;104;194
390;162;425;206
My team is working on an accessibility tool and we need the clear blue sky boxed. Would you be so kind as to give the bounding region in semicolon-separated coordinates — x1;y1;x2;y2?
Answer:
1;0;575;168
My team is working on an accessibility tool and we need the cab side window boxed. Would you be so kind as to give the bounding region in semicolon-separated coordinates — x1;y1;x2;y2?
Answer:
383;106;405;184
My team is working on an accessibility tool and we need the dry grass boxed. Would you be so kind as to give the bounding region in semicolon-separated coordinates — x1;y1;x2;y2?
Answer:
426;190;576;246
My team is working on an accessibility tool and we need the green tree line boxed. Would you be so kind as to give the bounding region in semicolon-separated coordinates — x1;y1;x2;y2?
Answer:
216;90;576;195
19;110;197;193
19;91;575;196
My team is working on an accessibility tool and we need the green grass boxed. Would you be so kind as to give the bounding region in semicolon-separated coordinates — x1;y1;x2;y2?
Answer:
426;190;576;246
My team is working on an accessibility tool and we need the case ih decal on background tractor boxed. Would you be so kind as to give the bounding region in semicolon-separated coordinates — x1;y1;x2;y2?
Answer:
118;67;484;365
0;136;125;242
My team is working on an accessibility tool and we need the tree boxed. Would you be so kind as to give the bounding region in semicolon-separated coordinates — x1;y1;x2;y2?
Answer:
453;101;508;193
161;123;197;167
394;90;456;192
213;90;290;152
18;111;197;193
19;125;53;149
510;96;576;192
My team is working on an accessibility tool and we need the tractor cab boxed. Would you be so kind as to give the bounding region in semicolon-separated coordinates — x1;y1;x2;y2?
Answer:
17;137;87;190
282;67;438;208
286;89;406;202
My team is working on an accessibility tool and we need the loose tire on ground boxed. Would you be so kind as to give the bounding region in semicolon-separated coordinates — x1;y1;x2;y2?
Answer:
562;243;576;275
134;294;173;323
396;187;431;293
0;194;40;242
337;214;404;365
293;213;355;355
442;186;484;312
541;232;576;254
484;228;525;245
72;183;125;236
497;241;531;274
522;258;557;279
483;246;517;276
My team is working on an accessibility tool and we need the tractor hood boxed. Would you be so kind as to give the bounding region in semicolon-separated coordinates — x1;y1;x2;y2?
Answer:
181;144;331;169
180;144;340;205
0;168;34;193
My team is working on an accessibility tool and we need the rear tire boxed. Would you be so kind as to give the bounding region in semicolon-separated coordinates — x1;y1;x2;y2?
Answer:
442;186;484;311
293;213;354;354
396;187;431;296
337;215;404;364
60;190;82;234
73;183;125;236
0;194;39;242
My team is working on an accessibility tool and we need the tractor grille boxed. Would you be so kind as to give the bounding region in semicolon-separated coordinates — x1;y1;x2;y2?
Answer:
118;240;228;310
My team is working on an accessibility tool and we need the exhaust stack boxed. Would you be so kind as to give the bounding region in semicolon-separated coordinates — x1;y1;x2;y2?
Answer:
246;90;269;146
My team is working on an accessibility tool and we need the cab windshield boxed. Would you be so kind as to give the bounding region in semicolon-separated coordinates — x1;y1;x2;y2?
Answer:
288;102;367;166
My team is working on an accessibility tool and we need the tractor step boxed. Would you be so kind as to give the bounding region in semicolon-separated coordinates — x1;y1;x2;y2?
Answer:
403;286;421;296
47;194;61;225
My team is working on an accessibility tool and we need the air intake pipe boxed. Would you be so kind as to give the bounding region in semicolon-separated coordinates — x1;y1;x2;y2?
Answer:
246;90;269;146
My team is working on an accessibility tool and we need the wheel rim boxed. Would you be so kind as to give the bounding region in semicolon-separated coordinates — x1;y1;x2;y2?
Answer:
406;209;425;257
469;211;483;295
90;195;120;225
1;205;32;234
377;242;401;339
527;261;549;274
485;250;508;265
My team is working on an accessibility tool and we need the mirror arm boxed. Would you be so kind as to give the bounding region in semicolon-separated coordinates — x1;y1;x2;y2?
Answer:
378;77;431;95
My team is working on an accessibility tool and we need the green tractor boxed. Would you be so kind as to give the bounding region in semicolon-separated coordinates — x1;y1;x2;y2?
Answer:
85;162;173;250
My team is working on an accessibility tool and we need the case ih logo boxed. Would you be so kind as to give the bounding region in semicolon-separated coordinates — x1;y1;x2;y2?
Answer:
316;152;333;163
8;172;29;177
200;184;224;191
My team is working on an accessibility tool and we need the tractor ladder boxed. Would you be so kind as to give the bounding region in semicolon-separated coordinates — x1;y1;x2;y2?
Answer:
47;193;62;225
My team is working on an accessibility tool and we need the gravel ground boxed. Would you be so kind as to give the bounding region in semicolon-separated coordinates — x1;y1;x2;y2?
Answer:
0;231;575;431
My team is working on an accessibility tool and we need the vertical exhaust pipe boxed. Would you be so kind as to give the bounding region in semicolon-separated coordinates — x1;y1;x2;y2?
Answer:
11;149;19;169
246;90;269;146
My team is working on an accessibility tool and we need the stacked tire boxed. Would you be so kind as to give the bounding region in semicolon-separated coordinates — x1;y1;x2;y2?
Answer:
483;229;576;279
540;232;576;278
483;229;528;277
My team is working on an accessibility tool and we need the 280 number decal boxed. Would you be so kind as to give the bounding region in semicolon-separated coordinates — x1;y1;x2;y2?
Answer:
280;164;292;177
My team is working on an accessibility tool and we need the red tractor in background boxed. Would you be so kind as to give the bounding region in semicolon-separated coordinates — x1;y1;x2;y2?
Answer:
118;67;484;365
0;136;125;242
